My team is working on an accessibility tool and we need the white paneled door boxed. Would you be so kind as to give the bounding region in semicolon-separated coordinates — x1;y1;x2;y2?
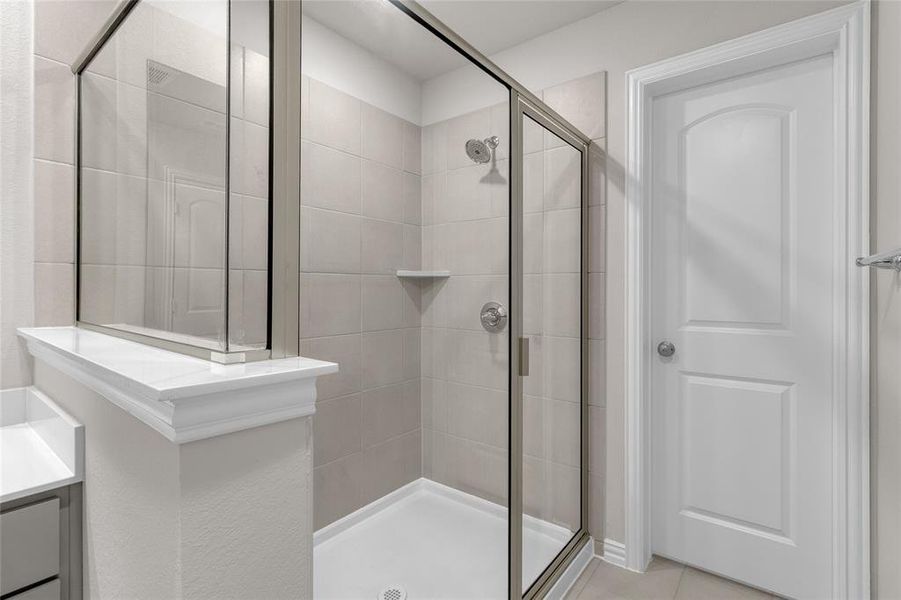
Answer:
650;54;835;598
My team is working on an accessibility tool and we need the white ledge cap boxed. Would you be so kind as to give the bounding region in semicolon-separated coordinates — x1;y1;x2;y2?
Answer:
18;327;338;444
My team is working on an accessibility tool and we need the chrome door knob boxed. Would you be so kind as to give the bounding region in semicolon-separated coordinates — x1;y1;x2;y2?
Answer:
657;340;676;357
480;302;507;333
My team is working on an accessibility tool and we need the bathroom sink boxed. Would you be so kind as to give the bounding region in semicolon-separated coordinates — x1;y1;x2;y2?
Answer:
0;387;83;503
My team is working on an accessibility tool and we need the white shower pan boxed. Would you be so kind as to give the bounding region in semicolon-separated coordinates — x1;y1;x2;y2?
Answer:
314;478;588;599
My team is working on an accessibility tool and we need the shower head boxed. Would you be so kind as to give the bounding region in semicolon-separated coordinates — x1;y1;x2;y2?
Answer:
465;136;500;164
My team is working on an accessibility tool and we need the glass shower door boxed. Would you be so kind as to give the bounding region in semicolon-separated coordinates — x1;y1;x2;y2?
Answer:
512;95;589;598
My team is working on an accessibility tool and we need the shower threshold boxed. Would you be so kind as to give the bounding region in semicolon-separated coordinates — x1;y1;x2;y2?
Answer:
314;478;589;599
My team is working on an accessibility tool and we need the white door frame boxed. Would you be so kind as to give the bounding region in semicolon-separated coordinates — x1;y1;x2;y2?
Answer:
622;3;870;597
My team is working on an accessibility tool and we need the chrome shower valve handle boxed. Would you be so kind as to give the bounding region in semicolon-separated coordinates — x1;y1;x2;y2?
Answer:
480;302;507;333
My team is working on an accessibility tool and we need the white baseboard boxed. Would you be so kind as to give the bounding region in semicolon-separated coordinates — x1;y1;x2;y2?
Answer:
601;538;627;568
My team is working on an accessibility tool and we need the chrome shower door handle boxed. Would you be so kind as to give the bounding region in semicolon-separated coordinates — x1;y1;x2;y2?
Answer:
480;302;507;333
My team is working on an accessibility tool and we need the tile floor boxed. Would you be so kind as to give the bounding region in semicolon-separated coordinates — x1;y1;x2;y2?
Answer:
565;557;781;600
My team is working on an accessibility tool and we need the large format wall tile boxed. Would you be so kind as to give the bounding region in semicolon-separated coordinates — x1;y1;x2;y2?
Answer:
34;263;75;326
34;57;75;164
361;330;405;388
361;218;404;274
300;273;362;338
301;207;362;274
314;393;363;467
361;381;420;448
403;172;422;225
403;122;421;175
313;453;365;530
361;160;404;222
542;72;606;145
359;430;421;504
361;104;404;170
301;141;362;214
301;334;363;401
33;160;74;264
361;276;405;332
307;79;362;155
300;77;423;530
35;0;119;65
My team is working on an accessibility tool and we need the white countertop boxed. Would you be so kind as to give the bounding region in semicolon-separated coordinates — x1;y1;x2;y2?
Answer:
1;387;83;504
18;327;339;443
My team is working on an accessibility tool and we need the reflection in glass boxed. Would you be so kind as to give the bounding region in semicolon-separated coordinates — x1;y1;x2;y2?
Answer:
78;0;269;353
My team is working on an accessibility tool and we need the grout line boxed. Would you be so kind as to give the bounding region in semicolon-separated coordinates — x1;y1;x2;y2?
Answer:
314;426;421;471
300;136;422;176
672;564;688;600
33;157;75;169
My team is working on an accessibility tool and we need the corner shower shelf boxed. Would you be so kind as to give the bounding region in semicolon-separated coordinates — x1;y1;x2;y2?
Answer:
395;270;451;279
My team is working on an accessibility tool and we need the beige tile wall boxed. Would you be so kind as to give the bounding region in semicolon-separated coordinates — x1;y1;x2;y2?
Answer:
300;75;423;530
420;100;512;508
32;0;119;328
420;72;607;538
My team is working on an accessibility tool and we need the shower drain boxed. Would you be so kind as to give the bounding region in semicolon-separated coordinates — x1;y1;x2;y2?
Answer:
377;585;407;600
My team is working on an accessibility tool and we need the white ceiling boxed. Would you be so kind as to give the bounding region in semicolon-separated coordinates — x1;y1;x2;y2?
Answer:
302;0;469;81
420;0;622;57
302;0;622;81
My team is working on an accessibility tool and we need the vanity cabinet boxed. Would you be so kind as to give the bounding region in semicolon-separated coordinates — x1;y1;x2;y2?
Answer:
0;486;81;600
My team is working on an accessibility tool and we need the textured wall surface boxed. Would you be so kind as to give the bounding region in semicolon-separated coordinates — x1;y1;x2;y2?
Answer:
179;418;314;598
0;0;34;390
34;360;181;600
34;359;315;599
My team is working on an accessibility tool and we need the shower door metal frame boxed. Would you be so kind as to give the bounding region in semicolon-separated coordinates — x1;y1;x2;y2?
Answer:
387;3;592;597
513;94;591;600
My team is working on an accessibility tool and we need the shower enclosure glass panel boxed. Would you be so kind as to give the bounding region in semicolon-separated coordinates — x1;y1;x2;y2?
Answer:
300;2;590;597
520;113;585;593
76;0;270;359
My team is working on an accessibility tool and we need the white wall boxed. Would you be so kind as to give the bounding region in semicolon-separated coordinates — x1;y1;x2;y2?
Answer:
302;14;422;124
34;359;315;599
0;0;34;390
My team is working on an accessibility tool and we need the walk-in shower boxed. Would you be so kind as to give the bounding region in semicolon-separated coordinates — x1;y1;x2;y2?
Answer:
73;0;595;596
302;1;592;598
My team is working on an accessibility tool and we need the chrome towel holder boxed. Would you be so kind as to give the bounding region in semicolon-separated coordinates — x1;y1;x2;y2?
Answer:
856;247;901;271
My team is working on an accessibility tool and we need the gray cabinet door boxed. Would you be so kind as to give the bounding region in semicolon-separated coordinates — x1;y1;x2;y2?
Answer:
0;498;60;595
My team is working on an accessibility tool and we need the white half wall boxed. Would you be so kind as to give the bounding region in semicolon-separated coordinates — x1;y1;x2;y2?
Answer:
33;359;315;599
302;14;422;124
